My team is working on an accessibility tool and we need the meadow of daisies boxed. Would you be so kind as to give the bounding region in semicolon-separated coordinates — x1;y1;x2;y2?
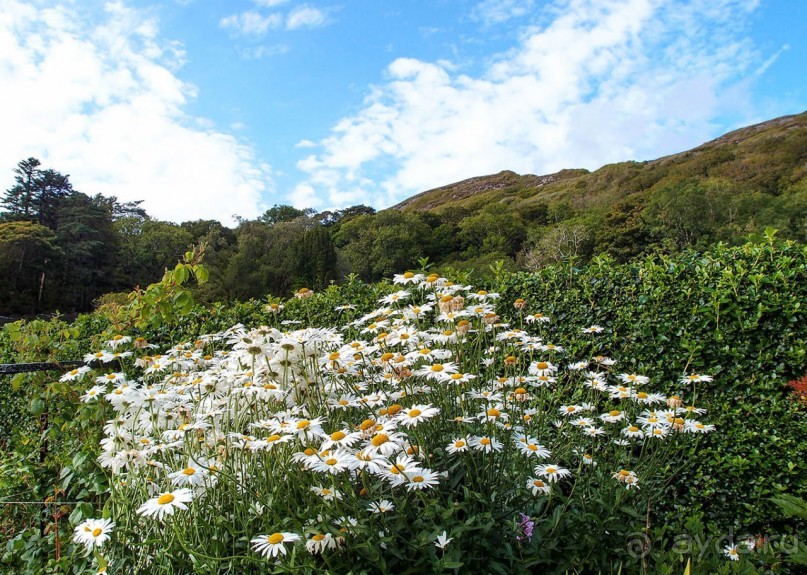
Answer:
2;240;805;575
69;271;722;574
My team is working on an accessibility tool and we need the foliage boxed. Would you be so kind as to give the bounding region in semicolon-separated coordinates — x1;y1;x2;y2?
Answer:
0;237;803;574
496;234;806;529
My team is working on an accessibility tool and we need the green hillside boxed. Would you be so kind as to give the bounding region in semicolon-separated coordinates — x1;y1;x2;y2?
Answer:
394;111;806;222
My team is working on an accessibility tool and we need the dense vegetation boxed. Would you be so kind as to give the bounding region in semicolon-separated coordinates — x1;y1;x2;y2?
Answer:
2;112;804;317
0;237;804;574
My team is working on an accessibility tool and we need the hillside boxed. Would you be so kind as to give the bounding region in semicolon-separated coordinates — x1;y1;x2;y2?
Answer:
393;111;807;218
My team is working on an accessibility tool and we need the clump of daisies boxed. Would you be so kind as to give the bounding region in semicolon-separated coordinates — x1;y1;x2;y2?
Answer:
77;270;716;571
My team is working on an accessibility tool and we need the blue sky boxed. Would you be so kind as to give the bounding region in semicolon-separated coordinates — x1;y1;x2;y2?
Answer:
0;0;804;223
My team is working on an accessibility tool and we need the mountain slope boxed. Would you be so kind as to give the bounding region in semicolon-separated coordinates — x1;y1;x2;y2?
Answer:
392;111;807;218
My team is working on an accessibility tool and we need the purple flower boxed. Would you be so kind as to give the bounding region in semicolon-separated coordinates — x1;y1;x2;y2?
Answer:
516;513;534;542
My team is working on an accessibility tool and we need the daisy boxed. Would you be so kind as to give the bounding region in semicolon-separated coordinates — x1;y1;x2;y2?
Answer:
600;410;625;423
367;500;395;513
311;450;353;475
581;325;604;334
684;421;716;434
529;360;558;376
168;463;209;487
724;544;740;561
405;468;440;490
83;350;115;364
446;437;471;454
583;426;606;437
73;518;115;550
393;271;424;285
435;531;453;549
319;429;362;450
516;441;551;458
618;373;650;386
525;313;550;324
379;290;411;305
414;362;459;381
136;488;193;520
60;366;92;382
306;532;340;554
680;373;714;384
469;435;503;453
534;464;571;483
526;477;551;495
310;486;342;501
622;425;644;438
81;385;107;403
613;469;640;489
397;404;440;428
381;453;420;486
251;532;301;558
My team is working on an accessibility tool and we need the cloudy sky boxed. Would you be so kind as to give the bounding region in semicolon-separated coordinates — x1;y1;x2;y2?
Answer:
0;0;803;223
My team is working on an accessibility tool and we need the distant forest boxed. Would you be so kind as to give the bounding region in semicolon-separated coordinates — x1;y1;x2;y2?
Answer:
1;132;804;316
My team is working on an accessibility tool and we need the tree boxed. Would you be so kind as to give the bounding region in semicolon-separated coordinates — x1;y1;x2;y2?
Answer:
1;159;74;228
294;225;337;290
1;158;41;221
259;205;315;226
0;221;59;313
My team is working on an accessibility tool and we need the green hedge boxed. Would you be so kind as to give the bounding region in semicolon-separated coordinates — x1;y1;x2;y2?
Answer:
494;239;806;530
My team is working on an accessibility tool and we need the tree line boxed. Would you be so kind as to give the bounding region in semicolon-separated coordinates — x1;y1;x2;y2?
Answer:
2;153;803;316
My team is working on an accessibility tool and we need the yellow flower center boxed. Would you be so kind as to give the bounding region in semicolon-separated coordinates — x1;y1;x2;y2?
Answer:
637;392;648;399
609;410;621;416
408;409;422;418
430;364;444;372
454;440;465;448
387;404;402;415
371;434;389;447
182;467;196;475
304;448;315;456
527;444;538;451
92;527;103;537
325;458;338;466
546;467;556;474
268;533;285;544
296;420;310;430
487;408;501;417
536;362;549;370
515;387;527;395
480;438;491;445
360;419;375;431
157;493;175;505
312;534;326;541
629;426;639;432
267;434;281;442
450;373;463;380
533;480;545;487
412;475;424;483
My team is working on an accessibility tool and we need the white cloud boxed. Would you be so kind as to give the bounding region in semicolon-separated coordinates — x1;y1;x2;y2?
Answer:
0;0;269;224
471;0;536;25
295;0;766;210
220;10;283;36
252;0;289;7
286;5;327;30
238;44;290;59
